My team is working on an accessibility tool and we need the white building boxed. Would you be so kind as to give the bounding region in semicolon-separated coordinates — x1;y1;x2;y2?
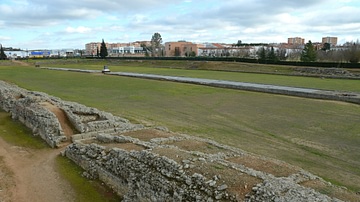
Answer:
110;46;144;56
4;51;29;58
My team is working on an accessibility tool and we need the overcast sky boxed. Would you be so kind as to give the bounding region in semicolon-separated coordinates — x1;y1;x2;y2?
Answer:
1;0;360;49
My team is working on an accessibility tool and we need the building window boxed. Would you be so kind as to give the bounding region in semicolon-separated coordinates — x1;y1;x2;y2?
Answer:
175;47;180;56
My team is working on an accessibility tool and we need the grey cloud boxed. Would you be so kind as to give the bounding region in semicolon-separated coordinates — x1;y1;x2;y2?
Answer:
0;0;180;27
196;0;327;27
305;7;360;26
2;0;359;48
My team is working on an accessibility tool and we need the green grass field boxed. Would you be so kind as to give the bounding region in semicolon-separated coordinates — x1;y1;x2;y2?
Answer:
1;59;360;193
37;59;360;93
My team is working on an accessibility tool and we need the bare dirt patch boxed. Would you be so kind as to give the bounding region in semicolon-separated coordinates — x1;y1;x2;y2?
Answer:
122;129;174;141
152;147;195;164
227;155;299;177
168;139;225;154
191;161;262;201
11;60;30;66
40;102;76;138
0;137;76;202
81;138;146;152
107;142;146;151
0;156;15;202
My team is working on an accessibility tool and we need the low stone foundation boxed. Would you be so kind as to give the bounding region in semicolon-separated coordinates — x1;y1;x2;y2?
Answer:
0;80;143;147
0;80;346;201
63;131;341;201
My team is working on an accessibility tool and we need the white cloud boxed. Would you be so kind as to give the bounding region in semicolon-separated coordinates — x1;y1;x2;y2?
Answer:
1;0;360;49
0;36;11;41
65;26;92;34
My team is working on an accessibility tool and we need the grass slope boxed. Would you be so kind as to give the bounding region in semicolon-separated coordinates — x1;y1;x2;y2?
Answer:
1;62;360;193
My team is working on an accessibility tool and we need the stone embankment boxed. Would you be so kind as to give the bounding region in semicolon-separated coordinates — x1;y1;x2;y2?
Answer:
293;67;359;78
0;80;142;147
0;80;347;201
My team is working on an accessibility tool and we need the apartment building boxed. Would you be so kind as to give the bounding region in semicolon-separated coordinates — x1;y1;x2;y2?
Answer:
164;41;201;57
85;42;102;56
85;41;150;56
322;37;338;46
110;46;144;56
288;37;305;45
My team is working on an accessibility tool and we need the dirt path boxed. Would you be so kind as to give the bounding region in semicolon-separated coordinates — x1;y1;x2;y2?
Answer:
40;102;75;139
10;60;30;66
0;102;76;202
0;137;76;202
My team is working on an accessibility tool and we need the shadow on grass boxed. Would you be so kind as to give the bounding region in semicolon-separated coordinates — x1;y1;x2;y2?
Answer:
55;155;122;202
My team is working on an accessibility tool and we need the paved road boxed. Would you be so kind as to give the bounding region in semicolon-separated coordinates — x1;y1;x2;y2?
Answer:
44;67;360;104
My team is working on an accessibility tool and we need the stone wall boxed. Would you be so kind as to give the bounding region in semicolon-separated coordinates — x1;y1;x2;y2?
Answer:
64;132;342;202
0;80;143;147
0;81;64;147
293;67;357;77
0;80;346;201
66;142;227;201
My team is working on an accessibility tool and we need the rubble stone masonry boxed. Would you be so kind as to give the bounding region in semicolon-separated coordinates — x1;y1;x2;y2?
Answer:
0;80;345;201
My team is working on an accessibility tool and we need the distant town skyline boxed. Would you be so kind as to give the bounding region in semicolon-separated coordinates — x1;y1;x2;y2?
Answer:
1;0;360;50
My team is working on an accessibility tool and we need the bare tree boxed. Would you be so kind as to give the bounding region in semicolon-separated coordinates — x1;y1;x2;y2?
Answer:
346;41;360;63
150;33;162;57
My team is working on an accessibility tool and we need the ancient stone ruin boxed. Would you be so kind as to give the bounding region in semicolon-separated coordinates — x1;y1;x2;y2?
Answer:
0;80;347;201
293;67;360;78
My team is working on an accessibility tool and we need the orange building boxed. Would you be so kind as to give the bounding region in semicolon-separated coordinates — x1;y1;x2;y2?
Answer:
288;37;305;45
322;37;338;46
164;41;202;57
85;42;101;56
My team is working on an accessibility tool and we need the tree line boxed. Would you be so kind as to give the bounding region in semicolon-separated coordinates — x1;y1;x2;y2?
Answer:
257;40;360;63
96;36;360;63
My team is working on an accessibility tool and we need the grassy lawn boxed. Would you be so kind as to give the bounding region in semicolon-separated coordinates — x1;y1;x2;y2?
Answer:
37;59;360;93
1;62;360;193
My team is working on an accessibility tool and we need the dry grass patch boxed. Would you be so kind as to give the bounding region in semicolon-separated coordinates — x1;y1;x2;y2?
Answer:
168;139;224;154
190;161;262;201
106;143;146;151
227;155;299;177
152;147;195;164
122;129;174;141
301;180;360;202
